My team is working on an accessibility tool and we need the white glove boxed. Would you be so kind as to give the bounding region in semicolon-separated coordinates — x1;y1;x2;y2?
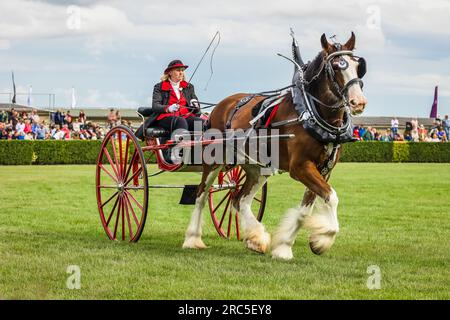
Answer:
167;103;179;112
190;99;200;110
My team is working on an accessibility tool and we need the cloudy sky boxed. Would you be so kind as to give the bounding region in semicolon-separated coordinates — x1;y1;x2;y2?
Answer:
0;0;449;117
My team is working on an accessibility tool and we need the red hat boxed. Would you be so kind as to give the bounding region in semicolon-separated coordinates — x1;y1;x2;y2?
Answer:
164;59;189;74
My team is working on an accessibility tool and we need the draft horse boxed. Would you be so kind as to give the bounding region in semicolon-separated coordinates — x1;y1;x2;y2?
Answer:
183;32;368;260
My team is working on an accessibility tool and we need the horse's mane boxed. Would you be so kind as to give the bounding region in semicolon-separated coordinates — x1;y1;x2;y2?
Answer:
304;51;325;83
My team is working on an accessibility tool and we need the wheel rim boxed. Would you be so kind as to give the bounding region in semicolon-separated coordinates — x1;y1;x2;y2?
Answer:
208;167;267;240
96;126;148;242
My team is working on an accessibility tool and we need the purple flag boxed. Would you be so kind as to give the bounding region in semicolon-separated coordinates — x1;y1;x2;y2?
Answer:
429;86;438;118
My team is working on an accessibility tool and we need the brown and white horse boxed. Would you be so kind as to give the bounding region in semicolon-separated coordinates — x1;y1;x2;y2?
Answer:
182;33;367;260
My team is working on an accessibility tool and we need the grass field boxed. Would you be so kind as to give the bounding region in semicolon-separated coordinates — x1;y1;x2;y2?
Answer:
0;163;449;299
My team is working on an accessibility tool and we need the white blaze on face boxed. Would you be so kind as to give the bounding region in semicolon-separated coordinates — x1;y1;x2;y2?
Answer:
341;55;367;114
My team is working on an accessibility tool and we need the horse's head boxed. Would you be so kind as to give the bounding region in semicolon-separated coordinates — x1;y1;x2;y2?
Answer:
320;32;367;115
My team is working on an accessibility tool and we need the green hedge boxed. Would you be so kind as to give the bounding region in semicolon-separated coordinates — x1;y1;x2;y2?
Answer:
32;140;103;165
408;142;450;162
340;141;393;162
341;141;450;163
0;140;35;165
1;140;450;165
0;140;102;165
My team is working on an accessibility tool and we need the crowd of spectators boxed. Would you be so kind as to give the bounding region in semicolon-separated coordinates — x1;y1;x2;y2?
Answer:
0;107;131;141
2;107;450;143
353;115;450;142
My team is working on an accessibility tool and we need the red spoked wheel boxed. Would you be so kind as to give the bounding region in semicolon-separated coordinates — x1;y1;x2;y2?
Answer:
96;125;148;242
208;166;267;240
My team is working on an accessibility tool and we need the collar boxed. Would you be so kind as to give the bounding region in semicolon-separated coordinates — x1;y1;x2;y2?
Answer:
169;79;180;88
161;80;189;91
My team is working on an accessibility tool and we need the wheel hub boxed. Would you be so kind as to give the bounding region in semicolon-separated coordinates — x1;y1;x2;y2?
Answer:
229;181;239;197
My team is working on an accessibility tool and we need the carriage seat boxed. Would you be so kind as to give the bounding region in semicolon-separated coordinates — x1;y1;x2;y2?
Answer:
136;106;208;141
146;127;170;138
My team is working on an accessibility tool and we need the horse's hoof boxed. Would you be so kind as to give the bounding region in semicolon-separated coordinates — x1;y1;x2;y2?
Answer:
244;239;266;254
244;231;271;254
271;244;293;260
182;237;208;249
308;233;336;255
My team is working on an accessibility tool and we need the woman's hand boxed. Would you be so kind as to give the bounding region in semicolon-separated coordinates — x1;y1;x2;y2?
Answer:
190;99;200;112
167;104;180;112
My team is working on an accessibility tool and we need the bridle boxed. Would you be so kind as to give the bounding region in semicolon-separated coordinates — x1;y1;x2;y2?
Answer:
303;49;366;110
277;48;367;137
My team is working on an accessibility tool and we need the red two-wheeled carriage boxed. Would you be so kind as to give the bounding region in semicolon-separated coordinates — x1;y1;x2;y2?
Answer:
95;123;267;242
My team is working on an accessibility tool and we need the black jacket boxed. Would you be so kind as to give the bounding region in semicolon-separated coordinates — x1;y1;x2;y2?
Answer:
135;80;199;140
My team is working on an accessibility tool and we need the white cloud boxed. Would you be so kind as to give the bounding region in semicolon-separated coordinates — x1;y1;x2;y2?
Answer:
105;91;139;108
84;89;101;106
371;72;450;97
1;0;448;54
0;39;10;50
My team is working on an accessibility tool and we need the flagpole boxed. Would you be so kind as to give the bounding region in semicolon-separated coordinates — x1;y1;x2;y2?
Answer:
71;86;76;110
27;85;33;108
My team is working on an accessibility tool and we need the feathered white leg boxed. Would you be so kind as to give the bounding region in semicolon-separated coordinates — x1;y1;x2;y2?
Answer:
183;166;222;249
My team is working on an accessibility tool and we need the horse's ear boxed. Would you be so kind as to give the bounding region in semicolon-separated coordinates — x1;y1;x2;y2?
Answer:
321;33;332;51
344;32;356;50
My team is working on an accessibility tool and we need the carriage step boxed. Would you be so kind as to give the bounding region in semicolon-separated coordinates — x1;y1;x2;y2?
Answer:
179;185;199;205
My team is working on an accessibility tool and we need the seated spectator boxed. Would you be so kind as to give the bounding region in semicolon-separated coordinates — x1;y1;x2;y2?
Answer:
437;126;448;142
51;124;59;139
17;130;25;140
79;128;90;140
96;127;106;140
404;131;413;141
0;110;8;123
380;129;392;142
36;123;48;140
418;124;427;141
3;127;13;140
24;132;34;140
88;128;97;140
0;122;5;139
359;125;366;139
24;119;32;135
429;127;439;138
61;124;71;140
72;118;82;133
372;128;380;141
362;126;374;141
53;127;65;140
353;126;361;140
31;120;40;139
429;132;440;142
394;132;404;141
15;118;25;136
